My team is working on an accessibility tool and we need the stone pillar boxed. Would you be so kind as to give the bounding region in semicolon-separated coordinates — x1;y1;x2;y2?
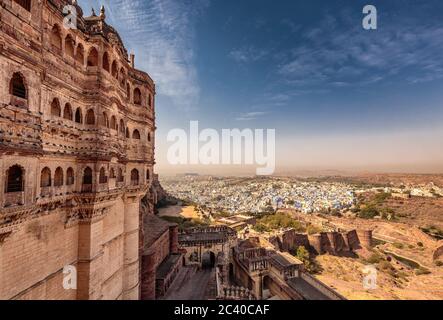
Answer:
140;249;156;300
250;274;262;300
122;195;141;300
77;217;104;300
130;53;135;68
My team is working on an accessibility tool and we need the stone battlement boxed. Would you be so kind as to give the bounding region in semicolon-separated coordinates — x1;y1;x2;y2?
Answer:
270;229;373;256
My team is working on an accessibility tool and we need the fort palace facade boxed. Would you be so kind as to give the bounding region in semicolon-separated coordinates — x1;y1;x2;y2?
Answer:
0;0;180;300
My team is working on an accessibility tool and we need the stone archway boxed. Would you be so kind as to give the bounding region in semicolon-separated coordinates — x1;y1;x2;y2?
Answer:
229;263;235;282
202;251;216;269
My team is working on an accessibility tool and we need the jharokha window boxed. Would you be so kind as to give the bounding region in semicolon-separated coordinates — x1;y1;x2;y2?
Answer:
66;168;75;186
85;109;95;125
110;116;117;130
131;169;139;186
117;168;124;182
102;52;110;72
76;44;85;65
133;88;142;105
54;167;64;187
51;98;61;117
75;108;82;124
6;165;24;193
110;168;116;179
132;129;141;140
99;167;107;184
50;25;62;52
83;167;93;185
40;167;52;188
64;103;73;121
13;0;31;11
87;47;99;67
10;73;27;99
65;34;75;58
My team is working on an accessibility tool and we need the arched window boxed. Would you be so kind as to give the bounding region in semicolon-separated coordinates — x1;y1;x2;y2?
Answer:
40;167;51;188
111;61;118;78
146;169;150;181
63;103;73;120
131;169;139;186
83;167;92;185
101;112;109;127
148;94;152;107
75;108;83;123
119;120;125;134
110;116;117;130
133;88;142;105
126;83;131;98
10;73;27;99
99;167;107;184
6;165;24;193
54;167;64;187
117;168;124;182
85;109;95;125
119;68;126;86
66;167;74;186
76;44;84;65
126;128;130;138
51;25;62;52
102;52;110;72
51;98;61;117
87;47;99;67
110;168;116;179
132;129;140;140
65;34;75;58
13;0;31;11
147;132;151;142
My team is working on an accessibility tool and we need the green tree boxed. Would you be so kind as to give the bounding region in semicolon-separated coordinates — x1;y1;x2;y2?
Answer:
296;246;310;262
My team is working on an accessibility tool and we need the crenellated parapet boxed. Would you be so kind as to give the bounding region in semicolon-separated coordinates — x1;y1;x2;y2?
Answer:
272;228;373;256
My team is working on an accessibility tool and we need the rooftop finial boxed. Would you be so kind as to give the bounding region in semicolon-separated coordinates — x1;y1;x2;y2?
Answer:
91;7;96;16
100;5;106;18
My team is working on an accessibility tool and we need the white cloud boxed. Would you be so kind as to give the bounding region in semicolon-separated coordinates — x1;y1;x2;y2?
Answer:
235;111;268;121
228;46;270;63
278;16;443;87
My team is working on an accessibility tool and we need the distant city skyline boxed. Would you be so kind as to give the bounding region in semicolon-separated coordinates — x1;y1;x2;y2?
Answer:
81;0;443;175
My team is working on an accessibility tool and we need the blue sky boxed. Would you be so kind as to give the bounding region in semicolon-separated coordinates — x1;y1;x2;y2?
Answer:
79;0;443;174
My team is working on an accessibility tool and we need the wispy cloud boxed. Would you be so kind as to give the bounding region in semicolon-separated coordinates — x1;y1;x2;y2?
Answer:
79;0;208;109
228;46;270;64
235;111;268;121
278;14;443;88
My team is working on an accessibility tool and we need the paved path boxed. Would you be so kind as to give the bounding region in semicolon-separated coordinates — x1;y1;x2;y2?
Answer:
165;268;213;300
